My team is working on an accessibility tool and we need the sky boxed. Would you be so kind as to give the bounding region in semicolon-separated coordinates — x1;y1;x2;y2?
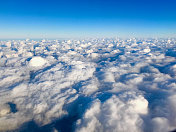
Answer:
0;0;176;39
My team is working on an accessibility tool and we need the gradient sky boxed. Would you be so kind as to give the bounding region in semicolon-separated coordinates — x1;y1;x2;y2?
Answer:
0;0;176;39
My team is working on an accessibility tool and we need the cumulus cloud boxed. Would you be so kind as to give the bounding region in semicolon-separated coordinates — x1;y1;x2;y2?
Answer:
0;38;176;131
29;56;47;67
151;117;170;132
76;92;148;132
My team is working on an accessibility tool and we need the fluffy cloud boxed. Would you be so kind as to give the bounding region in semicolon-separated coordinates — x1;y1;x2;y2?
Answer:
76;92;148;132
0;38;176;131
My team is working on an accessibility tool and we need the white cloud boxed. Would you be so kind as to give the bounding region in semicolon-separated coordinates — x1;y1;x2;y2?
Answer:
151;117;170;132
76;92;148;132
29;56;47;67
0;38;176;131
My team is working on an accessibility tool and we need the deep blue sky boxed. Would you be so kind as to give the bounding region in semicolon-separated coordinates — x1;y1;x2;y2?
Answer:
0;0;176;39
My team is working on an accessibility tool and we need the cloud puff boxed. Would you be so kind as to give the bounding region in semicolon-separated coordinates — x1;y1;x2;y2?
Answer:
76;92;148;132
29;56;47;67
151;117;170;132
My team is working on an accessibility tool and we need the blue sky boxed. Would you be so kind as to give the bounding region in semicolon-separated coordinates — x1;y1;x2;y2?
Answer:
0;0;176;39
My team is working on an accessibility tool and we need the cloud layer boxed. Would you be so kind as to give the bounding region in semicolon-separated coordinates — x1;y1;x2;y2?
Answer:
0;38;176;132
